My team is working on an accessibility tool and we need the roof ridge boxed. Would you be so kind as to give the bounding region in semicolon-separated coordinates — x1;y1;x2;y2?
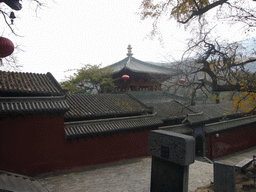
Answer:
65;113;158;125
127;92;153;112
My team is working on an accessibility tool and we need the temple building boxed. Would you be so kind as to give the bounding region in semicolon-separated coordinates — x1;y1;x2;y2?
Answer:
107;45;173;92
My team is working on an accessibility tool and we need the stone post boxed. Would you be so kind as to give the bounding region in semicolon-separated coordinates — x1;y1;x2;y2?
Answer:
214;161;236;192
148;130;195;192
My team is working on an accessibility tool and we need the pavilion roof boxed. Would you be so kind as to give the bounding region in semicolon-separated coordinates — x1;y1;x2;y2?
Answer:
107;56;173;75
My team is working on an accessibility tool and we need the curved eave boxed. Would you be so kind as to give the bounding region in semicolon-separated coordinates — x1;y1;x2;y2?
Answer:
108;57;173;76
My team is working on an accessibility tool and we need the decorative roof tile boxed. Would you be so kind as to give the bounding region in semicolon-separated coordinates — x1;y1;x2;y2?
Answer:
64;93;153;121
64;114;163;141
0;96;69;115
0;71;66;96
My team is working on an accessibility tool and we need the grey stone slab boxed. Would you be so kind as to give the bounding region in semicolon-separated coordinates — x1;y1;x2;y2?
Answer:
148;130;195;165
235;158;252;173
214;161;236;192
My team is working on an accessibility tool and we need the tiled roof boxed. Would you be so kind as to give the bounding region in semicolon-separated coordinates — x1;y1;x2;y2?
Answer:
107;57;173;75
182;112;209;126
129;92;195;122
0;96;69;115
148;100;195;121
205;115;256;135
188;102;242;120
181;102;244;125
64;114;163;141
0;71;66;97
64;93;153;121
129;91;175;104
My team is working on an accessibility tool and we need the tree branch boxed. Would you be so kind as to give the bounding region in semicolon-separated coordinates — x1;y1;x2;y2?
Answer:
178;0;228;24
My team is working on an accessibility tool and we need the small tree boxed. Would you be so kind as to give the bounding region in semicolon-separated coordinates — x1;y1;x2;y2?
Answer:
61;64;116;94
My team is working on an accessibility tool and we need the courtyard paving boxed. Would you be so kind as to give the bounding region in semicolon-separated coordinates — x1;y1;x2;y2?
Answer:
36;146;256;192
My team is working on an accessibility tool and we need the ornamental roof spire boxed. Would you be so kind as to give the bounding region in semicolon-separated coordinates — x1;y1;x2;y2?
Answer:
127;44;133;57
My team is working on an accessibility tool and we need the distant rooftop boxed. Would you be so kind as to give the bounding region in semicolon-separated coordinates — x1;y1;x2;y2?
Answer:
106;45;174;75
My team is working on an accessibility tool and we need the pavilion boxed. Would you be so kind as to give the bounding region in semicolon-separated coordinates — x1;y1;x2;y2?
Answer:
107;45;173;92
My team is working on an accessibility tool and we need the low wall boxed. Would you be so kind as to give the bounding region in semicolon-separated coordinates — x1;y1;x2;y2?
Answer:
0;114;155;175
205;124;256;159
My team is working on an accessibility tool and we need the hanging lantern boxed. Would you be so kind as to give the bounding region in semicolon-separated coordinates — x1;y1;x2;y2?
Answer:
79;83;84;87
122;74;130;81
9;12;16;25
179;79;185;83
0;37;14;58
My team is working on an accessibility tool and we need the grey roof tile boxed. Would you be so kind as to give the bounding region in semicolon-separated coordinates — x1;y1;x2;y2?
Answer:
64;114;163;140
188;102;241;120
205;116;256;135
0;96;69;115
64;93;153;121
129;91;175;104
129;91;195;121
0;71;65;96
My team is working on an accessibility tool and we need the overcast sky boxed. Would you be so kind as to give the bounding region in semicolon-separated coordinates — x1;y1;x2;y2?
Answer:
0;0;255;82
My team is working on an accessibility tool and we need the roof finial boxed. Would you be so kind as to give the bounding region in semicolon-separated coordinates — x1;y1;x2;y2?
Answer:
127;44;133;57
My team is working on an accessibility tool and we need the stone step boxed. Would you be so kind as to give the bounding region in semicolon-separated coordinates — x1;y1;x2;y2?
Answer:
31;180;48;192
0;173;16;191
0;172;48;192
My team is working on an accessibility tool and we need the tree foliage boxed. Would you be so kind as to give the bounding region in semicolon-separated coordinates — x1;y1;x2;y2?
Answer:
61;64;116;94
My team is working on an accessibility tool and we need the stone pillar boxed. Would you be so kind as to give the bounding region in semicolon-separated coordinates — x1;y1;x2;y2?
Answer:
148;130;195;192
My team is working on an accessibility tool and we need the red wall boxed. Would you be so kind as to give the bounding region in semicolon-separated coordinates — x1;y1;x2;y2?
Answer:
62;129;153;170
206;124;256;159
0;114;155;175
0;115;66;175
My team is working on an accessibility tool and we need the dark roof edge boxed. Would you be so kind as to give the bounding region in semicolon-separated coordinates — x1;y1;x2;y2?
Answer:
46;72;65;94
205;115;256;135
127;92;154;112
0;95;66;102
65;113;158;126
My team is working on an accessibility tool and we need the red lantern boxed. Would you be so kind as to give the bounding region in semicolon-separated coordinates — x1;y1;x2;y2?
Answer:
179;79;185;83
122;74;130;81
0;37;14;58
79;83;84;87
